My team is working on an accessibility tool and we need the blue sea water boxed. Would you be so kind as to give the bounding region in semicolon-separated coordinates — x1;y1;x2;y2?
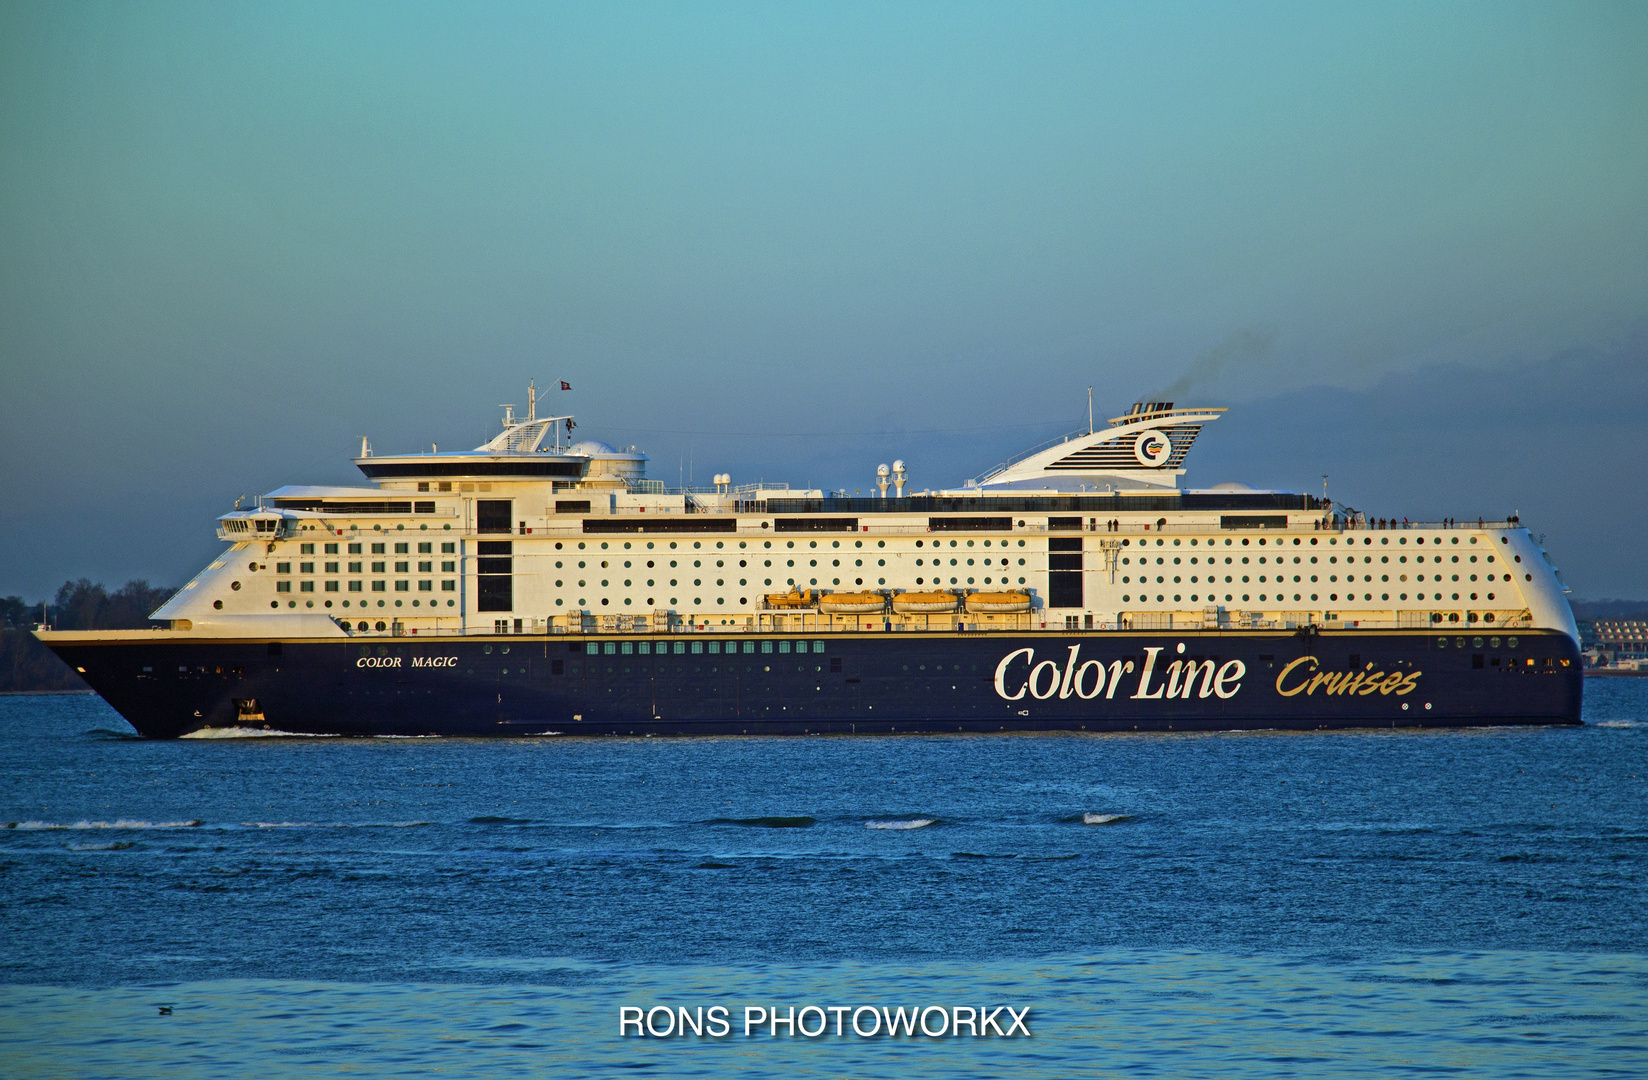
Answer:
1;685;1645;1077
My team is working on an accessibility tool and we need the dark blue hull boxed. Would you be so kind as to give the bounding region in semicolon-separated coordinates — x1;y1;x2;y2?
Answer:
46;629;1582;739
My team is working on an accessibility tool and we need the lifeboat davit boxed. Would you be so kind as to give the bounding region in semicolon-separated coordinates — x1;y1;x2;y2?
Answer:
763;588;818;609
818;591;886;614
891;590;959;614
964;590;1032;613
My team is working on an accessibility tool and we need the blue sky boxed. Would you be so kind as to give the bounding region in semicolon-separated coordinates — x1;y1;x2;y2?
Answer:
2;2;1645;599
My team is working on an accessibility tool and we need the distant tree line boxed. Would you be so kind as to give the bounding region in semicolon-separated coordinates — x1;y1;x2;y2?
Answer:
1;580;174;693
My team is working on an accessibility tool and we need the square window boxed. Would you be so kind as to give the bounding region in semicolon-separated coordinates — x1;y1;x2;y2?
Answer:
324;581;339;592
779;641;791;653
325;543;339;555
441;580;456;591
743;641;755;654
418;482;430;492
438;481;452;492
673;642;686;654
418;542;432;554
761;641;773;653
371;543;385;555
349;543;362;555
620;642;633;654
441;542;456;554
418;580;433;591
639;642;651;654
299;562;314;574
276;562;291;574
603;642;615;654
348;581;363;592
395;581;410;592
441;561;455;572
348;561;362;573
708;641;720;654
371;581;386;592
324;562;338;574
276;581;291;592
691;641;703;654
586;643;598;654
395;561;409;573
394;543;409;554
813;641;825;652
299;581;314;592
418;561;432;572
300;543;314;555
372;561;386;573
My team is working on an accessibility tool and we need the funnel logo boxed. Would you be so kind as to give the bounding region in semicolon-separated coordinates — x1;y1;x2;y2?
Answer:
1133;430;1172;467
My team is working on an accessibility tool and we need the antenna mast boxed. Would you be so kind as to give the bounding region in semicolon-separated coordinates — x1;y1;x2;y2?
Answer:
1087;387;1094;434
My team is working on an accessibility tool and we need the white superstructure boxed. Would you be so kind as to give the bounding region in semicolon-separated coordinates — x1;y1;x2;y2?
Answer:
152;388;1578;644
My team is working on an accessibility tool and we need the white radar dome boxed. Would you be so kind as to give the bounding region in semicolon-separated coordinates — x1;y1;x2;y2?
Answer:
567;440;617;456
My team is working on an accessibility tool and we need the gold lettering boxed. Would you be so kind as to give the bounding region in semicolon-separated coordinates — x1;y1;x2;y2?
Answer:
1394;671;1421;695
1275;656;1317;697
1358;671;1386;696
1378;672;1405;695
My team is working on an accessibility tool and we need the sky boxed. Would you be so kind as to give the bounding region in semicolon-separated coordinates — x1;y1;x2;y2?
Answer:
2;1;1646;601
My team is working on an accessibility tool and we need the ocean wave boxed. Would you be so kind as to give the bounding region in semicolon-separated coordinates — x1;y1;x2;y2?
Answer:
4;819;204;831
1593;721;1639;728
710;816;817;828
952;851;1016;859
84;728;141;741
67;841;135;851
866;818;937;830
468;816;535;825
241;820;431;830
180;727;337;739
1082;813;1130;825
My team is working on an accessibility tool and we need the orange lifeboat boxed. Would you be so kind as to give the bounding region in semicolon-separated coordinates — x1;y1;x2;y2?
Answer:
891;590;959;614
964;590;1032;613
763;588;818;609
818;591;885;614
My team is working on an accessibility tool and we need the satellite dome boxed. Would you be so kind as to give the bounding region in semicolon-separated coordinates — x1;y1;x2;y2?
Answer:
567;440;617;456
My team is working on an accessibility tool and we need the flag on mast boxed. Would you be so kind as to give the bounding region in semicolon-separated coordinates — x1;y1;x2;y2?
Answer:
560;381;571;391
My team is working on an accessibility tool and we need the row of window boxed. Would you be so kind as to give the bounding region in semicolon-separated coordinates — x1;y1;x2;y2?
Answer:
1127;553;1496;566
278;561;457;573
585;639;827;655
276;580;457;592
1120;591;1497;604
1124;574;1501;585
270;599;456;610
296;542;457;556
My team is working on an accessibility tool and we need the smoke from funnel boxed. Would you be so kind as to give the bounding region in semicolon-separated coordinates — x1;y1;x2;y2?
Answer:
1153;329;1275;400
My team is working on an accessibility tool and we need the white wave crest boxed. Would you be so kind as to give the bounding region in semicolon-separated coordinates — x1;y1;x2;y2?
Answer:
1083;813;1128;825
866;818;937;830
1594;721;1639;728
5;819;204;831
181;727;337;739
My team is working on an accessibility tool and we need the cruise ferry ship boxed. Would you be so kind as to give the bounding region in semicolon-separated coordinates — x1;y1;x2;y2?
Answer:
38;385;1582;737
